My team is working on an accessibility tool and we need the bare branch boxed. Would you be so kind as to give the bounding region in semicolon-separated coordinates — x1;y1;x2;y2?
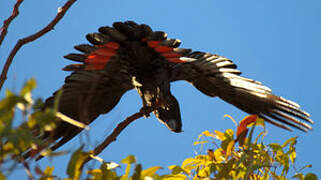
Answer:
0;0;24;47
81;105;160;168
0;0;77;91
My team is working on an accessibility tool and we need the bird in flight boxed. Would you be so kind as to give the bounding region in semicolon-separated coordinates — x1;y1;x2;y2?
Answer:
28;21;313;157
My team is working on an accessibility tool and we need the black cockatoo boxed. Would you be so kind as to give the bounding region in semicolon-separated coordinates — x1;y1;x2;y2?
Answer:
28;21;313;157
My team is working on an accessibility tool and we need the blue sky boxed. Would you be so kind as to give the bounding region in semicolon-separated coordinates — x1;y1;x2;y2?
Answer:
1;0;321;178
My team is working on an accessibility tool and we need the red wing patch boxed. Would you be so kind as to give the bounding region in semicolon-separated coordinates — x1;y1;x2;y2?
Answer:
146;40;186;64
93;48;117;57
84;64;107;71
166;58;185;63
154;46;173;53
162;52;181;58
102;42;120;49
85;54;112;63
147;40;161;48
63;42;120;71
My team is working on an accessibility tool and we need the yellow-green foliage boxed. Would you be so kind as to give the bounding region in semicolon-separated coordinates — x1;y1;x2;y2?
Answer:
0;79;56;162
80;125;316;180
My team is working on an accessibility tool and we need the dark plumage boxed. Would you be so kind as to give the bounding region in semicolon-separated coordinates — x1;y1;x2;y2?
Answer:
25;21;313;159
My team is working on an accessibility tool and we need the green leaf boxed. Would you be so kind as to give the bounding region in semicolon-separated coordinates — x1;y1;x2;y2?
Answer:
202;130;215;138
32;98;44;111
39;166;55;180
0;172;6;180
290;150;296;164
132;164;142;180
44;166;54;175
181;157;197;174
87;169;102;180
247;123;256;148
255;117;265;128
226;140;235;158
20;78;36;96
120;155;136;180
100;163;109;180
53;90;63;112
168;165;186;175
121;163;131;180
99;162;118;180
121;155;136;164
66;145;90;179
254;130;265;144
193;140;208;145
220;129;235;151
282;137;297;148
304;173;318;180
269;143;283;153
214;130;226;141
225;129;234;138
141;166;162;178
161;174;188;179
0;91;26;110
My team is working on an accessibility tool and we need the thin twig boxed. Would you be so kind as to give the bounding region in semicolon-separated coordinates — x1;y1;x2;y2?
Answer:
0;0;77;91
22;159;35;180
0;0;24;47
81;105;160;168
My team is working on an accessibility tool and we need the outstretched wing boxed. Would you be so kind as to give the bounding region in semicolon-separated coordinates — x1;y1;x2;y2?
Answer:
26;27;135;159
40;70;132;153
169;51;313;131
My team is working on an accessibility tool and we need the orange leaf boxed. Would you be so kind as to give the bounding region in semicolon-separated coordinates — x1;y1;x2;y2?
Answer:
236;115;258;145
236;115;258;137
202;130;215;138
214;130;225;141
